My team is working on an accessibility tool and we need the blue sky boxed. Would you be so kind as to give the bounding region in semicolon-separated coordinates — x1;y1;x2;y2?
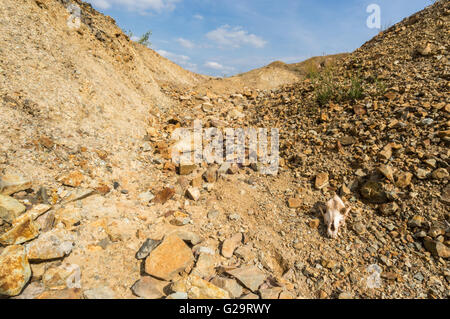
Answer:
86;0;432;76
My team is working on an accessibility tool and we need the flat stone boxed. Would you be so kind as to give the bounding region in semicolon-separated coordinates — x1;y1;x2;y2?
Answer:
424;240;450;258
259;287;282;299
0;217;40;245
227;266;267;292
153;187;175;204
287;197;302;208
145;234;194;281
179;164;197;175
378;144;392;161
221;233;242;258
210;277;243;298
377;165;394;182
315;172;329;190
136;238;161;260
170;230;203;245
25;228;75;261
0;173;32;196
191;253;217;278
83;286;117;299
186;187;200;201
431;168;449;180
395;171;413;188
166;292;188;299
0;245;31;296
11;282;45;299
131;276;170;299
0;194;26;223
172;274;230;299
138;191;155;203
12;204;51;226
42;263;81;290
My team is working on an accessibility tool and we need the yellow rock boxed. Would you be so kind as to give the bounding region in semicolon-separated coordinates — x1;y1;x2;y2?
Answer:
0;245;31;296
0;217;40;245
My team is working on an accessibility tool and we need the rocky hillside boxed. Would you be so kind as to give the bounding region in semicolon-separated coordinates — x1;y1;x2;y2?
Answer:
0;0;448;299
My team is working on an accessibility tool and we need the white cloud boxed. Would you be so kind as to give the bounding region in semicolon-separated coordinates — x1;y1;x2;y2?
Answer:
176;38;195;49
194;14;204;20
156;49;197;71
204;61;234;72
206;25;267;48
88;0;181;12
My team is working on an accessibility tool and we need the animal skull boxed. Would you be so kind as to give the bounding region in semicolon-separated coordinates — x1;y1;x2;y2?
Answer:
321;195;350;239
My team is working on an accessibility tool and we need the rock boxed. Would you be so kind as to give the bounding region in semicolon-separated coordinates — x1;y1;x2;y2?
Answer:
13;204;51;226
227;266;266;292
241;293;259;299
153;187;175;204
424;240;450;258
170;230;203;245
207;210;219;220
179;164;196;175
83;286;117;299
210;277;243;298
0;172;32;196
203;167;217;183
340;136;356;146
166;292;188;299
441;184;450;204
431;168;449;180
338;292;354;299
408;215;425;228
25;228;75;261
353;222;366;234
61;188;94;204
360;181;388;203
234;245;257;263
417;42;432;56
11;282;45;299
36;288;82;299
136;238;161;260
415;168;430;180
0;194;26;223
191;253;217;278
217;163;231;175
315;172;329;190
172;274;230;299
0;245;31;296
395;171;413;188
379;202;399;216
59;171;84;187
186;187;200;201
259;287;282;299
145;234;194;281
131;276;169;299
287;197;302;208
378;144;392;161
0;217;40;245
42;263;81;289
138;191;155;203
309;219;320;229
378;165;394;182
221;233;242;258
279;290;296;299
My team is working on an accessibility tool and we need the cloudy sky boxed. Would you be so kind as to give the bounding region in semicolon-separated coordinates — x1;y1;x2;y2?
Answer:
86;0;431;76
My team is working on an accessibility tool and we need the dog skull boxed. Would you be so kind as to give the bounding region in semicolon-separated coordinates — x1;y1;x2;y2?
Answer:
321;195;350;239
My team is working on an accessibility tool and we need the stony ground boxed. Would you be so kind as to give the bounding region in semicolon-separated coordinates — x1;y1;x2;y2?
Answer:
0;0;449;299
